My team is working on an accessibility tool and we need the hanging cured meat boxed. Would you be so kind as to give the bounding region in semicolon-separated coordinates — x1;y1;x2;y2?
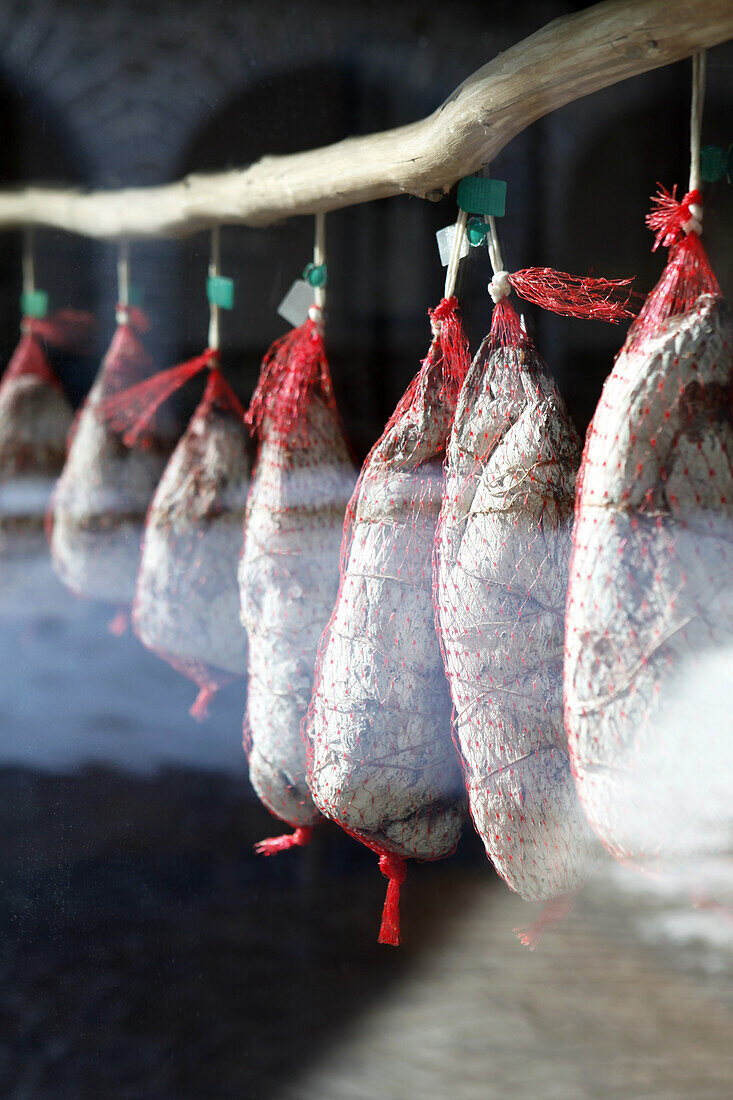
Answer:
435;296;598;938
103;350;251;718
565;187;733;876
240;317;355;850
50;308;172;622
0;312;90;610
307;297;469;944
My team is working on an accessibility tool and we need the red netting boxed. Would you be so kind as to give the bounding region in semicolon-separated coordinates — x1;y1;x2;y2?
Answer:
0;331;74;594
239;319;355;845
506;268;635;323
434;296;597;939
133;364;251;717
565;197;732;885
50;318;174;608
305;296;470;944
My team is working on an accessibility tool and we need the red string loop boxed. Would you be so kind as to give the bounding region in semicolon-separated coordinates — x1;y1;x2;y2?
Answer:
98;347;218;448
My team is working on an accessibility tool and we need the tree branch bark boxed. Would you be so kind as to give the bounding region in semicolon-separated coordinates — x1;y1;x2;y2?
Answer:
0;0;730;239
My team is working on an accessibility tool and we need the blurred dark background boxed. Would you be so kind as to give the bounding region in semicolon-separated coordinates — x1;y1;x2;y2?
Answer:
0;1;732;1097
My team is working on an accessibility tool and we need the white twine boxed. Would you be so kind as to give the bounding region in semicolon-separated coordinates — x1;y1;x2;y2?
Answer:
481;166;511;304
433;207;468;336
685;50;706;236
22;228;35;298
208;225;221;351
116;239;130;325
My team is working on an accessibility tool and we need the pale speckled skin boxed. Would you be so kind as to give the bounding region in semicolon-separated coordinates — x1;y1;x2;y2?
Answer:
240;397;355;828
307;356;465;860
436;336;597;902
0;372;73;600
51;375;169;606
134;399;251;681
565;295;733;869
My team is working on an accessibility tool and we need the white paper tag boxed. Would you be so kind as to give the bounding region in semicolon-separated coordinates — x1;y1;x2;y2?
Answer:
277;279;314;327
436;224;470;267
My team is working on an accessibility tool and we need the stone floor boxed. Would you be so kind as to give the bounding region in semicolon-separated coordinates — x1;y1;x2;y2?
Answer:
0;765;731;1099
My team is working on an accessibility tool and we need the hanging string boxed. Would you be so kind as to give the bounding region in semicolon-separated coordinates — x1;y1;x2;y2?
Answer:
208;225;221;353
313;211;326;316
117;240;130;324
443;208;467;302
689;52;706;197
22;229;35;302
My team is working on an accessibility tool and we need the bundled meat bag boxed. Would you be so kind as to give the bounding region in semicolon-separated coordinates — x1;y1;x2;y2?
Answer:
240;317;355;851
102;348;252;717
0;312;91;611
565;187;733;881
50;307;172;628
435;292;606;946
307;297;470;944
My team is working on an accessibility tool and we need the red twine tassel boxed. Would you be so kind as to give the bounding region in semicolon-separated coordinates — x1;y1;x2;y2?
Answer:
506;268;635;323
514;895;575;951
626;185;719;352
377;854;407;947
254;826;313;856
190;684;216;721
98;347;219;447
489;297;527;348
23;310;96;352
246;318;336;439
427;296;471;400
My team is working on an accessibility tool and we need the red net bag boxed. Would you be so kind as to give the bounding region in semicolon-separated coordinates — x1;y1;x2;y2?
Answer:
50;307;173;620
239;317;355;853
306;297;470;944
101;349;251;718
565;187;733;880
0;313;91;606
434;296;604;947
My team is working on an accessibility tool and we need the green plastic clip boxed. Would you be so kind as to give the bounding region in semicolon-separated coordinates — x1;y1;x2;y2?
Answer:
20;288;49;319
206;274;235;310
457;176;507;217
127;284;144;308
466;217;491;246
303;262;328;289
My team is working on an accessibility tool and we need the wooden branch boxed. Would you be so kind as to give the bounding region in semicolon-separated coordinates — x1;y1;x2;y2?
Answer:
0;0;730;239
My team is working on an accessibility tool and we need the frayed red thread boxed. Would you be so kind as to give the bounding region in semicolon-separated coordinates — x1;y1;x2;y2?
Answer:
199;365;246;422
489;298;528;348
100;321;155;401
108;609;128;636
255;826;313;855
2;333;63;393
377;854;407;946
427;296;471;401
506;269;635;323
625;187;720;352
190;684;216;721
647;184;703;251
514;895;575;950
246;318;336;439
99;347;218;447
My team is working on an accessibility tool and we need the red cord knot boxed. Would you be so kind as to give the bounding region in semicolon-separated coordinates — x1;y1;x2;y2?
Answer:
255;826;313;856
377;854;407;947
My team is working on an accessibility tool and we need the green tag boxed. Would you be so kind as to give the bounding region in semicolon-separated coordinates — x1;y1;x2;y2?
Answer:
457;176;507;217
127;284;144;307
303;262;328;289
20;289;49;319
466;217;491;246
206;275;234;309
